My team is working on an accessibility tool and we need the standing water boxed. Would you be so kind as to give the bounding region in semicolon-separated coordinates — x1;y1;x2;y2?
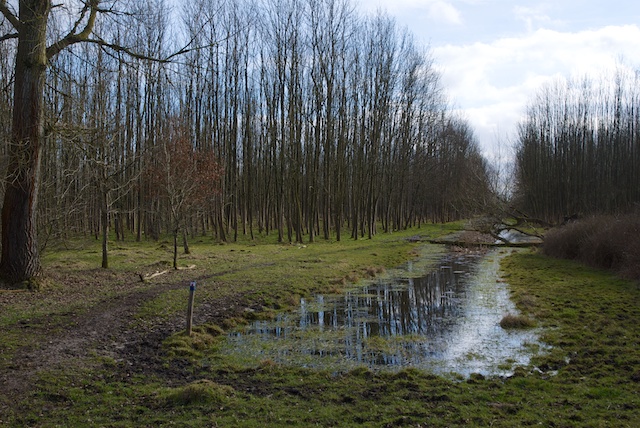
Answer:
221;248;544;377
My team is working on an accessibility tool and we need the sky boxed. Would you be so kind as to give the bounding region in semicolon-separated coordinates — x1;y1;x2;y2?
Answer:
357;0;640;162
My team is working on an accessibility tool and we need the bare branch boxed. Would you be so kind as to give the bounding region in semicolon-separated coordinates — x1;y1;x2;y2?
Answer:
67;1;93;37
74;34;214;64
47;1;219;64
46;0;99;59
0;0;20;30
0;32;17;42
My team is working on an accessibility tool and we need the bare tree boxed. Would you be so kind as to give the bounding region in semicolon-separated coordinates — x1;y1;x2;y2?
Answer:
145;119;222;269
514;68;640;223
1;0;494;277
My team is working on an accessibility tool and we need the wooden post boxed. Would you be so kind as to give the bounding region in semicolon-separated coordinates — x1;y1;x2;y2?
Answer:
186;281;196;336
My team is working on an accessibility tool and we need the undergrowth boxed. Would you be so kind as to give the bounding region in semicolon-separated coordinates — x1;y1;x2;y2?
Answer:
543;213;640;280
499;313;535;329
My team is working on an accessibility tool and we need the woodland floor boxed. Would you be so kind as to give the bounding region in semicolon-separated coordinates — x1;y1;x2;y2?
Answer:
0;266;251;408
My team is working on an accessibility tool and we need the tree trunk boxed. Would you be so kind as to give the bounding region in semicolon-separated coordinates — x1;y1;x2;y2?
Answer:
182;229;190;254
173;228;179;270
0;0;50;284
101;189;109;269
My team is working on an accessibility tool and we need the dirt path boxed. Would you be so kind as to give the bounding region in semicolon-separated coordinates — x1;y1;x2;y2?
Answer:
0;268;249;416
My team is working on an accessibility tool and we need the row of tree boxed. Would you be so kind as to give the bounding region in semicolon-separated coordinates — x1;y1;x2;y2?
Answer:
514;66;640;223
0;0;491;282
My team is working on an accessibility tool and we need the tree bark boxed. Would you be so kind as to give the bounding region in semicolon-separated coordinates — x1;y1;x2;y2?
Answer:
182;229;190;254
101;185;109;269
0;0;50;284
173;228;179;270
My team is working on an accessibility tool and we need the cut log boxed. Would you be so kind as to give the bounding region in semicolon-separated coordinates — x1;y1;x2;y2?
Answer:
138;264;196;282
139;270;170;282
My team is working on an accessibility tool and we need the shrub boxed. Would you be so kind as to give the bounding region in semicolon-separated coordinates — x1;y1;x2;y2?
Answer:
542;214;640;281
543;216;600;260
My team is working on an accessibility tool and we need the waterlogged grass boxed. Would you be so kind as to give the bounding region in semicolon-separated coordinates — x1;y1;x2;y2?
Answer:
502;253;635;331
180;226;457;318
499;251;640;423
214;248;542;377
499;313;536;329
167;248;637;426
3;223;639;426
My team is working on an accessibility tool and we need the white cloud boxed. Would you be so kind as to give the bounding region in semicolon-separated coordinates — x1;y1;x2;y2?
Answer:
360;0;463;25
513;5;558;32
434;24;640;155
428;1;463;25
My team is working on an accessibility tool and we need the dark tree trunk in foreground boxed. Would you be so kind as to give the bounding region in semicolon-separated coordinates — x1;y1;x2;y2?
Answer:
0;0;99;284
0;0;50;284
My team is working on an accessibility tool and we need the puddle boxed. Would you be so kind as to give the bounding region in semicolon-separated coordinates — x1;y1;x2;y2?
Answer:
220;248;545;377
496;228;543;245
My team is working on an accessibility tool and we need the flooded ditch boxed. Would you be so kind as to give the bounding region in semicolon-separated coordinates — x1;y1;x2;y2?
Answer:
220;247;545;377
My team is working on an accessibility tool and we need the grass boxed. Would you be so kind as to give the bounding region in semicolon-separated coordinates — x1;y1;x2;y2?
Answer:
499;313;535;329
159;379;236;406
2;222;639;427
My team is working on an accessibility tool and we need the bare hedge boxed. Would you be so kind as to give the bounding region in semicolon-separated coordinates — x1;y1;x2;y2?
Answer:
543;214;640;281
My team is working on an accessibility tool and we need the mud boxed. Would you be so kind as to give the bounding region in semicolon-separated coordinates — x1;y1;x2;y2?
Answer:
0;267;250;413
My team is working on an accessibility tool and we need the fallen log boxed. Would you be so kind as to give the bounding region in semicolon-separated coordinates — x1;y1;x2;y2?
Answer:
138;264;196;282
139;270;169;282
426;238;540;248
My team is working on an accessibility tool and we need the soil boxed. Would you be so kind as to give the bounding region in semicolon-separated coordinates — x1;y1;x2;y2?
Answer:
0;266;251;415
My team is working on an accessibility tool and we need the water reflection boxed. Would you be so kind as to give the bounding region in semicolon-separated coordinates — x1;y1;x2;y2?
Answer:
302;261;467;338
223;249;543;376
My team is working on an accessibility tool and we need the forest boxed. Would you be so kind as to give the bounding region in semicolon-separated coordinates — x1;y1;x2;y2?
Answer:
2;2;640;426
0;0;494;284
1;0;639;282
514;69;640;223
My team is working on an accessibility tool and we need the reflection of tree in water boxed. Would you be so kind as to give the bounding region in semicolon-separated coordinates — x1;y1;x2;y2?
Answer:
334;263;468;339
225;250;542;376
241;254;478;367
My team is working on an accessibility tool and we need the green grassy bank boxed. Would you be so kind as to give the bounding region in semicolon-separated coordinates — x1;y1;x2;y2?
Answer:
1;225;638;427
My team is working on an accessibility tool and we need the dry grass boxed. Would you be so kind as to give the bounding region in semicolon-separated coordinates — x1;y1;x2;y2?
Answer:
162;380;235;406
499;313;535;329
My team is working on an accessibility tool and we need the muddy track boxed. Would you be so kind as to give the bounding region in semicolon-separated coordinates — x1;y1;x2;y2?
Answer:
0;269;250;416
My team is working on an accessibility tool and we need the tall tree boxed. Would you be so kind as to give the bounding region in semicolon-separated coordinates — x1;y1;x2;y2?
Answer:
0;0;100;285
1;0;492;275
514;68;640;223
